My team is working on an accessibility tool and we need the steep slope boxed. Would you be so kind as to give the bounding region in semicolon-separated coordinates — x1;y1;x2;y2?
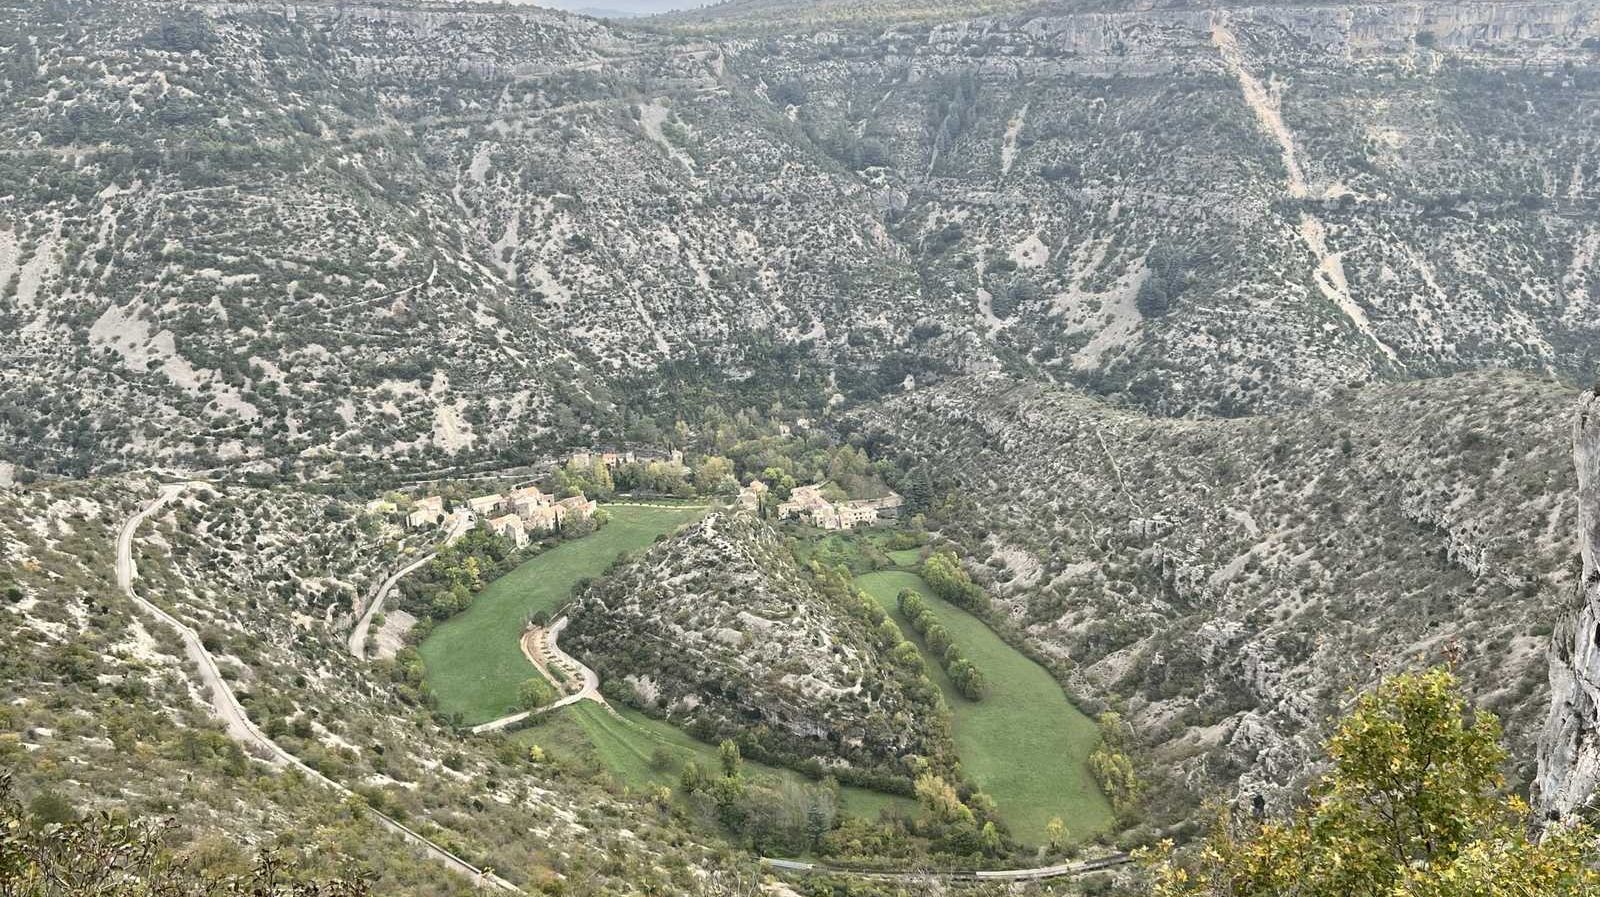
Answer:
3;0;1598;478
563;510;952;782
0;1;614;478
863;370;1581;821
1536;386;1600;821
0;476;751;894
716;2;1600;415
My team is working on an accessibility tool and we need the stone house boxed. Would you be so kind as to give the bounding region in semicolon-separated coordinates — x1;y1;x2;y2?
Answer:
555;494;597;526
407;495;446;529
523;504;559;533
489;513;528;548
738;479;768;510
775;484;896;530
466;493;504;516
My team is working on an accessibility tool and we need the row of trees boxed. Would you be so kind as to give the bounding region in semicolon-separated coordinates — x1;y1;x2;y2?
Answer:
553;454;737;500
897;588;988;701
1088;711;1141;817
921;550;989;614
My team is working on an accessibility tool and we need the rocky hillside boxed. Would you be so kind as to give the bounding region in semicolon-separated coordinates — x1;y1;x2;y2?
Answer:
3;0;1598;478
563;510;952;782
862;370;1582;820
0;476;752;895
1537;386;1600;821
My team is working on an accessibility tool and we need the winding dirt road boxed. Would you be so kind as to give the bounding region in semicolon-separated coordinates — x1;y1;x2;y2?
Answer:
349;511;473;660
470;617;610;734
119;484;520;893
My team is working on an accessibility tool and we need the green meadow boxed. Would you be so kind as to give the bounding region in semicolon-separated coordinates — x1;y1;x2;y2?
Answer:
511;702;918;821
856;569;1114;844
421;504;703;724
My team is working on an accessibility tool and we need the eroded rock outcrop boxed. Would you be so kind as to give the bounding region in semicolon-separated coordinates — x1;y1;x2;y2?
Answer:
1536;388;1600;820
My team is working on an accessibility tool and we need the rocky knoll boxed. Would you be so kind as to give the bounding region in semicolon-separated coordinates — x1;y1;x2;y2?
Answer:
563;510;951;781
1536;386;1600;821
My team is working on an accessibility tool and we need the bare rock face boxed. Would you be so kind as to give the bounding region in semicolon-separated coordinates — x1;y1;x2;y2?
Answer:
1537;388;1600;821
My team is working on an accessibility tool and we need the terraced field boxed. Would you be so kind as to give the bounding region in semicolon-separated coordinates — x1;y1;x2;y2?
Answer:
421;504;704;724
857;569;1114;844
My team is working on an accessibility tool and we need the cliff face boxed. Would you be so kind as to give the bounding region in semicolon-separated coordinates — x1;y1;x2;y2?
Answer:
1538;389;1600;821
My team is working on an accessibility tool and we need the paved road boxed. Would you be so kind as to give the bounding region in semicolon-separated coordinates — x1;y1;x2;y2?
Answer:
118;485;520;893
470;617;610;734
349;511;473;660
760;852;1131;882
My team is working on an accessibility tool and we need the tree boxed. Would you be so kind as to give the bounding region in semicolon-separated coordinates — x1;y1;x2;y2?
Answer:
1046;816;1069;850
719;738;743;779
979;820;1003;853
914;773;972;826
649;745;675;773
948;656;988;700
1149;666;1600;897
518;676;557;710
680;760;707;793
693;455;735;494
1089;711;1140;815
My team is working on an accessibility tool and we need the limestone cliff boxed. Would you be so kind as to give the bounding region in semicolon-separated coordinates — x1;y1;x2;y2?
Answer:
1537;388;1600;821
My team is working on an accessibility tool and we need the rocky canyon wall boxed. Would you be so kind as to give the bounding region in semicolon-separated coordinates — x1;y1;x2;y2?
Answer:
1537;388;1600;821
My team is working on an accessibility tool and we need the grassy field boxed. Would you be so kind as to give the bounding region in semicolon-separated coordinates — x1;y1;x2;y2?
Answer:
857;570;1115;844
511;702;918;821
421;505;703;724
884;546;923;566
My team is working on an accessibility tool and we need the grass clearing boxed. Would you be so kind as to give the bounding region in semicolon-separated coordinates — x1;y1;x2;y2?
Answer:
511;703;917;821
857;570;1115;844
885;546;922;566
421;505;702;724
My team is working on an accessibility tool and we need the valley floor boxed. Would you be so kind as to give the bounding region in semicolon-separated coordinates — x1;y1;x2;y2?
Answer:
421;504;704;724
511;702;919;822
858;569;1114;843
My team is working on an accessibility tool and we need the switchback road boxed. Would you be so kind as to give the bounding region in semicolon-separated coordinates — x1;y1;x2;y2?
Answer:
119;484;520;893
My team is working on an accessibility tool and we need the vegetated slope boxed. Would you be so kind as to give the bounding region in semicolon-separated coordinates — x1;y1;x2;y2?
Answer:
858;569;1114;844
563;510;952;782
420;503;703;725
718;2;1600;416
863;370;1581;826
0;1;627;479
4;0;1599;478
0;479;513;893
512;701;919;821
92;479;751;894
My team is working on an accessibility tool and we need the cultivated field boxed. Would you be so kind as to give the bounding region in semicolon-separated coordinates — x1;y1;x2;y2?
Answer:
857;569;1115;844
422;505;703;724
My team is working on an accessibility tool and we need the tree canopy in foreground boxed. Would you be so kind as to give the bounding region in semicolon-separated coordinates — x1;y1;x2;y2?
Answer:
1149;666;1600;897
